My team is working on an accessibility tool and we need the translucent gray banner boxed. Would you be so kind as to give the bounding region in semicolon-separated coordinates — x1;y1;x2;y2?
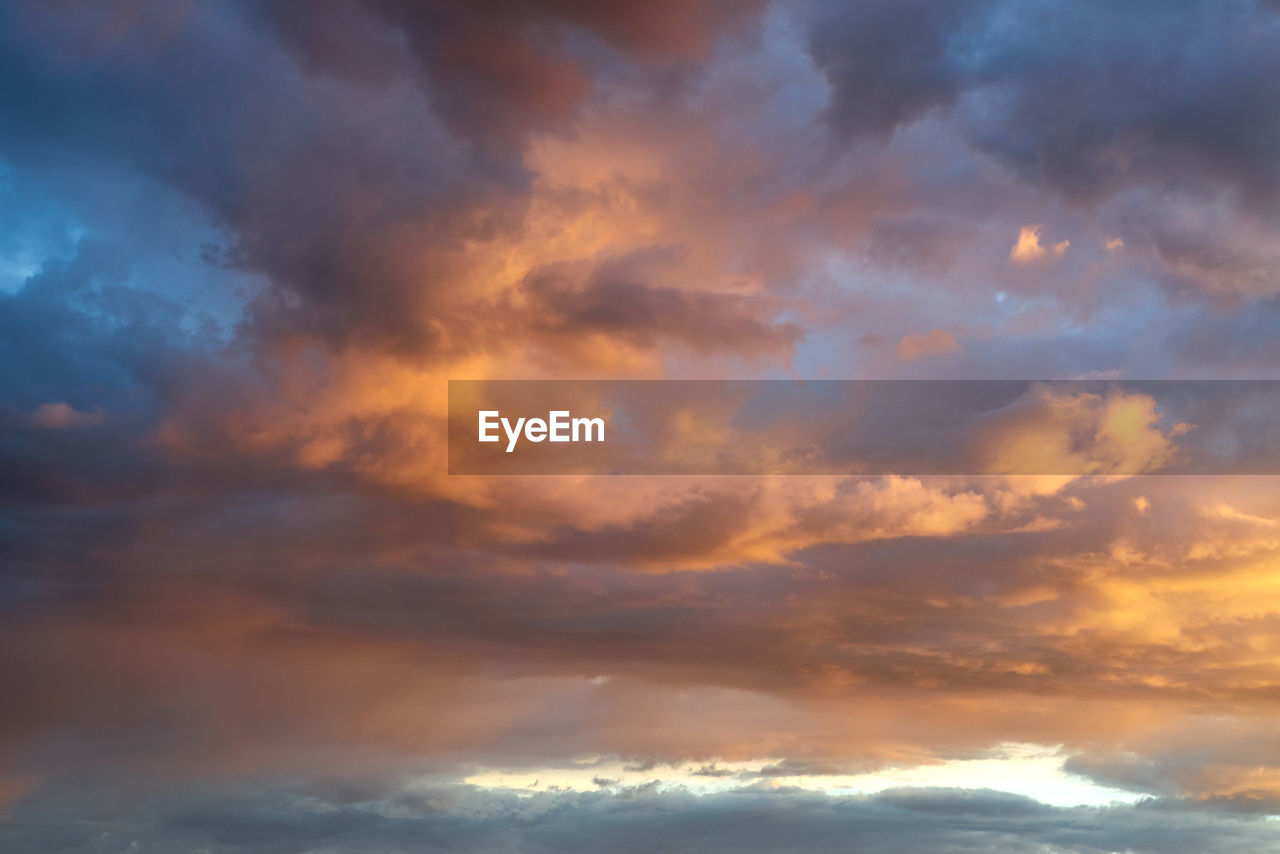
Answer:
447;380;1280;475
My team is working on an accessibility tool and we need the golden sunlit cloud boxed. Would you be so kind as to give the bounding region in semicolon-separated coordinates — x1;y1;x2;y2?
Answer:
1010;225;1069;263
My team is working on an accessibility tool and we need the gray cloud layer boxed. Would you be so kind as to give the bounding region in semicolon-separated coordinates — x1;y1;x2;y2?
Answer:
5;782;1279;854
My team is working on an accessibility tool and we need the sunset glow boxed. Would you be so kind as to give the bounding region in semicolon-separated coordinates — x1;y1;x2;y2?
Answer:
4;1;1280;851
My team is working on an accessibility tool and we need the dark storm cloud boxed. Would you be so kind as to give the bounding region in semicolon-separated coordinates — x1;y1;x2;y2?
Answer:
963;0;1280;210
0;0;791;359
810;0;1280;300
0;242;190;505
0;1;511;357
255;0;765;145
3;781;1279;853
813;0;1280;208
809;0;992;137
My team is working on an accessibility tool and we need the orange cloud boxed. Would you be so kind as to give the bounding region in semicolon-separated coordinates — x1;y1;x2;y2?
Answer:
896;329;961;361
1009;225;1068;263
27;402;105;429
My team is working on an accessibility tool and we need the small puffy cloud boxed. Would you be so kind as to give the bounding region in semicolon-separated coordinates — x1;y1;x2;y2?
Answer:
897;329;961;361
1009;225;1069;264
27;402;105;429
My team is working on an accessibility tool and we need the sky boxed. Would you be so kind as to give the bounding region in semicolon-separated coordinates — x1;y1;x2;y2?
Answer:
3;0;1280;851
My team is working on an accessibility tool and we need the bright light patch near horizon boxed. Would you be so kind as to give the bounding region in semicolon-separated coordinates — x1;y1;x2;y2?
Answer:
463;743;1147;808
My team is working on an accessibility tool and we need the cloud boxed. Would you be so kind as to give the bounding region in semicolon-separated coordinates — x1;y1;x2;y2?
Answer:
1009;225;1069;264
897;329;962;361
516;250;802;363
3;780;1279;853
974;386;1188;476
809;0;991;137
5;0;1280;843
26;402;105;429
257;0;766;146
806;0;1280;303
962;1;1280;212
